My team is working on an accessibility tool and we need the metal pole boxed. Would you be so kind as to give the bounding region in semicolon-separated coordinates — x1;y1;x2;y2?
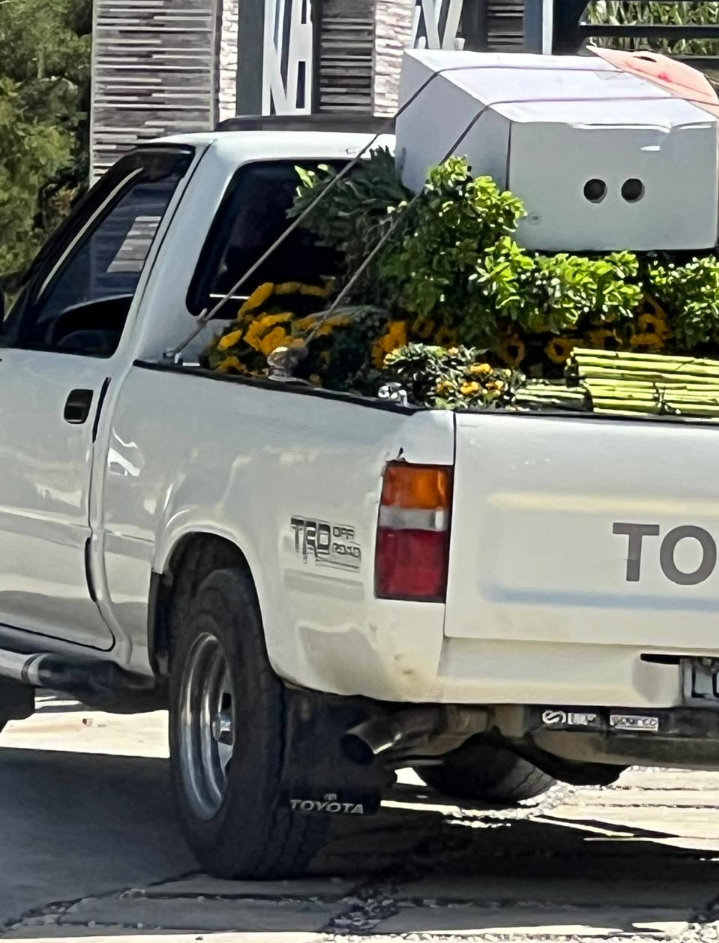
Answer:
542;0;554;54
523;0;542;53
462;0;490;51
236;0;266;114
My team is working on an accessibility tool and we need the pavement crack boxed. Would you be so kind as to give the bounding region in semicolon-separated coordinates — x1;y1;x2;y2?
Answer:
0;897;80;937
0;871;200;938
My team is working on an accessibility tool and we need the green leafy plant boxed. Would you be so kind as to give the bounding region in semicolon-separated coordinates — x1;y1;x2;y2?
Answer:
530;251;642;334
649;257;719;350
380;160;525;340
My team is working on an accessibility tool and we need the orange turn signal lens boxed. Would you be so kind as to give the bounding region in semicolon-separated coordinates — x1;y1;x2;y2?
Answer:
381;463;452;511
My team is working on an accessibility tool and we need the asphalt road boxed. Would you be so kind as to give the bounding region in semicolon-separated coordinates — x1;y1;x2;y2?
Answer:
2;696;719;942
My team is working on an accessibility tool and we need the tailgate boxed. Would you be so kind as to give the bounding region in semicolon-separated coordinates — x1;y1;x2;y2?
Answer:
445;412;719;652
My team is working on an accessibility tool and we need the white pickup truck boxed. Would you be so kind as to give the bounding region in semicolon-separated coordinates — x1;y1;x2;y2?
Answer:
2;116;719;879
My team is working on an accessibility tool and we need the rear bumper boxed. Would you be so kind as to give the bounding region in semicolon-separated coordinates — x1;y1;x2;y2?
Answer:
290;621;692;706
285;597;715;708
435;638;684;708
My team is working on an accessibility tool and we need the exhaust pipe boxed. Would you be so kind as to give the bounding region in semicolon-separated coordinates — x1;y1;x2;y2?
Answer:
0;650;161;711
343;706;489;766
344;707;444;764
0;651;51;686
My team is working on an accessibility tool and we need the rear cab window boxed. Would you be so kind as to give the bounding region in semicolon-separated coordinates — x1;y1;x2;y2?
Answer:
187;161;344;320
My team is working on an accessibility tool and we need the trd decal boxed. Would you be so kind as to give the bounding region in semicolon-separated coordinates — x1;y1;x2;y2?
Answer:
291;517;362;570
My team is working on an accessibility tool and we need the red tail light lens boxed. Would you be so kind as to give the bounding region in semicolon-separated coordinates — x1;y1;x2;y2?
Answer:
375;463;453;602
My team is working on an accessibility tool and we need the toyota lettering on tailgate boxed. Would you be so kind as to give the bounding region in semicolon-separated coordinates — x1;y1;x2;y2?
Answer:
613;522;717;585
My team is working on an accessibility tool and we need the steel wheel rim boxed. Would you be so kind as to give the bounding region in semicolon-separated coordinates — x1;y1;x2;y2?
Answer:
178;632;235;820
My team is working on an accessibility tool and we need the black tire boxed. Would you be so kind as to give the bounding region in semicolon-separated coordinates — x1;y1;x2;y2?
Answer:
0;681;34;734
169;566;328;879
417;742;556;804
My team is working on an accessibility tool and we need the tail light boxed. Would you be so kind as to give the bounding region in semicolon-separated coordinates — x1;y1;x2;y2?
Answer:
375;463;453;602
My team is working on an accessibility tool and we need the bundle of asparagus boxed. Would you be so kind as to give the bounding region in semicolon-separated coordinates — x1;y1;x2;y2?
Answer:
569;350;719;419
512;383;589;412
514;350;719;420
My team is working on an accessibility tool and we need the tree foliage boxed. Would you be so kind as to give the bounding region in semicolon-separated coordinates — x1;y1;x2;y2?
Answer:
586;2;719;57
0;0;92;286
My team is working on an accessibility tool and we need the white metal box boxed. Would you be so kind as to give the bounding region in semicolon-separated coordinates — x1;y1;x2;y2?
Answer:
396;50;719;252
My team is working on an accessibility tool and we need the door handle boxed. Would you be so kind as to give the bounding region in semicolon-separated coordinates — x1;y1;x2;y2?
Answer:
64;389;94;425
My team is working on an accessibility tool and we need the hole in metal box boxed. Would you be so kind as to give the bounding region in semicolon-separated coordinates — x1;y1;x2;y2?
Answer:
583;179;607;203
622;178;645;203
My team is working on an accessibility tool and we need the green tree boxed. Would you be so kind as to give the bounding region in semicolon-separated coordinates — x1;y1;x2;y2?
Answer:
0;0;92;286
586;2;719;57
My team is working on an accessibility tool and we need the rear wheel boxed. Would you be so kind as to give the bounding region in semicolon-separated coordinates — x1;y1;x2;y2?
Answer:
169;566;328;878
417;742;556;804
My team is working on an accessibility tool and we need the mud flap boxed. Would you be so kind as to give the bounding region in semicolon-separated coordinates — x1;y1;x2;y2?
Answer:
280;687;389;817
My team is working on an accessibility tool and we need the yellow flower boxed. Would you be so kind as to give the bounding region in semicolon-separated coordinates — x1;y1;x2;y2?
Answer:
258;312;292;328
460;381;481;396
293;314;318;334
487;380;505;392
244;313;292;352
238;283;275;316
217;328;243;351
412;316;436;340
434;326;458;348
216;356;245;374
497;335;527;368
631;332;665;352
470;363;492;376
545;336;578;365
274;282;302;295
300;283;334;298
586;328;621;351
259;327;291;357
436;380;454;394
372;320;408;368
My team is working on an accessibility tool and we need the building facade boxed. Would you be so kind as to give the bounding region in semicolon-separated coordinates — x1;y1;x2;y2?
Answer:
90;0;527;177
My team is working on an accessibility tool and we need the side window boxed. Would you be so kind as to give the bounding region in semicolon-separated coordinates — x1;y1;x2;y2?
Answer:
5;148;193;357
188;161;344;319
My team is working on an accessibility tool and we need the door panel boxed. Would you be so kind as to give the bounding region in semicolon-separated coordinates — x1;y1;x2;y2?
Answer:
0;350;112;646
0;147;194;648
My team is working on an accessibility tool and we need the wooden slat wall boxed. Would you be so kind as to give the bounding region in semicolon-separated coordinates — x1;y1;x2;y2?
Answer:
485;0;525;49
316;0;375;112
91;0;219;180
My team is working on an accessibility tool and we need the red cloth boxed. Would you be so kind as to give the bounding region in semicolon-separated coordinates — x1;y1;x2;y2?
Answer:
589;46;719;119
